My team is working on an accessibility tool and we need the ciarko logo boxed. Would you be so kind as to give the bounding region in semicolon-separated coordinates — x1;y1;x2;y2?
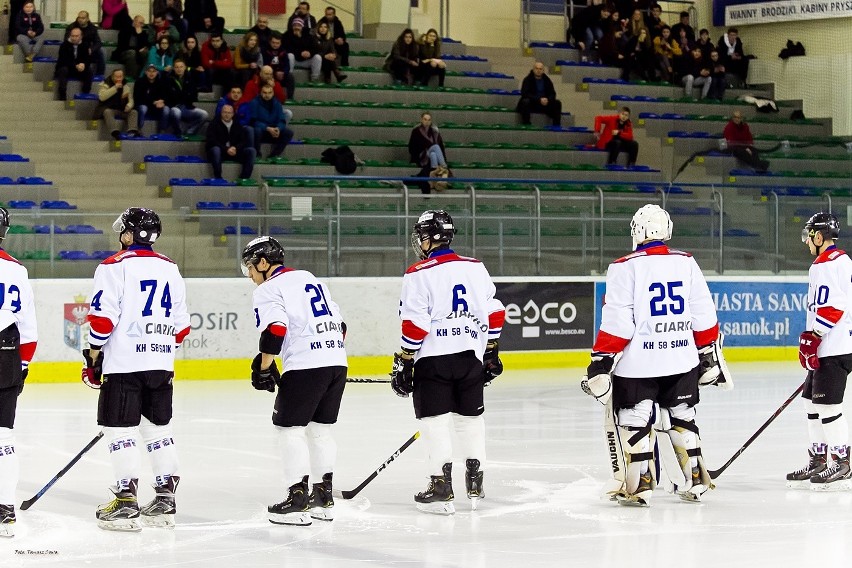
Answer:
505;299;577;338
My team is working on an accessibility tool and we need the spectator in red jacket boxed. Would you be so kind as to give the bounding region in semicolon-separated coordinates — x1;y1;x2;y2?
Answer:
723;111;769;172
594;106;638;166
200;31;234;91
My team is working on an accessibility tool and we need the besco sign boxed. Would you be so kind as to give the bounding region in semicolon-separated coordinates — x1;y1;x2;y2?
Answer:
496;282;595;350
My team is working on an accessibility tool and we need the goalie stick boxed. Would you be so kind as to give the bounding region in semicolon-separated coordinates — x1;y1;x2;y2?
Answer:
708;383;804;479
335;431;420;499
346;377;391;383
20;430;105;510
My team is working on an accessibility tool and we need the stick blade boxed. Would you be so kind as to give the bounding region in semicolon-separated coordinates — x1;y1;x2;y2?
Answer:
340;490;358;500
19;497;37;511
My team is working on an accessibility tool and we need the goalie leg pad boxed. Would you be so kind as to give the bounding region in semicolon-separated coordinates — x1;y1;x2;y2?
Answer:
665;408;714;500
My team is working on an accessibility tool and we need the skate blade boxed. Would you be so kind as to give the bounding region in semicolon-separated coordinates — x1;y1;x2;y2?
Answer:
0;524;14;538
268;511;312;526
676;491;702;503
809;479;852;492
616;491;651;507
416;501;455;515
468;495;483;511
785;479;810;490
309;507;334;521
140;514;175;528
97;518;142;532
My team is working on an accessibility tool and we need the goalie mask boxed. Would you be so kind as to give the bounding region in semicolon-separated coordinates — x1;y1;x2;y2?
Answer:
630;204;672;250
802;212;840;243
411;210;456;260
113;207;161;246
0;206;9;243
241;236;286;277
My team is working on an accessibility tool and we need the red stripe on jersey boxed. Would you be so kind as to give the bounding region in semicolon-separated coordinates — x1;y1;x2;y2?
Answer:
19;342;36;363
593;330;630;353
102;249;175;265
268;323;287;336
405;253;481;274
0;250;22;265
693;322;720;347
87;315;115;334
489;310;506;329
613;245;692;264
264;267;298;282
402;320;429;340
813;248;847;265
816;306;845;324
175;326;190;345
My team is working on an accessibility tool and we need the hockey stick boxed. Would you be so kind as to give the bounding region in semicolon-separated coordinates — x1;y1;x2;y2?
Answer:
20;430;105;510
346;378;391;384
708;382;804;479
336;431;420;499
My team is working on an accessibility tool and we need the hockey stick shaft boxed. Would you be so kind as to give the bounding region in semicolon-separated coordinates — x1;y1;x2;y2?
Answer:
346;378;391;383
709;383;804;479
338;431;420;499
20;430;105;510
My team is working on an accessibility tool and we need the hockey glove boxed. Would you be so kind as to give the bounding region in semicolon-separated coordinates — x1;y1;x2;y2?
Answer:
799;331;822;371
18;368;27;395
82;349;104;389
390;352;415;397
251;353;279;392
581;352;618;405
483;340;503;386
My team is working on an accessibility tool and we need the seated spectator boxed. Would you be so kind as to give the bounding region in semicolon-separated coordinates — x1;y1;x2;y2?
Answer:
317;6;349;67
100;0;131;31
206;104;256;180
314;21;346;83
707;49;727;101
95;68;139;139
594;106;638;166
216;86;253;145
417;29;446;87
249;14;273;50
261;32;295;100
283;18;321;82
624;27;653;81
288;1;317;32
185;0;224;35
178;35;207;91
644;3;666;38
408;112;449;192
718;27;749;88
516;61;562;127
134;64;171;133
249;84;294;159
243;66;293;125
723;111;768;172
682;46;711;99
54;27;93;101
570;3;612;59
147;13;180;49
234;31;263;88
14;2;45;63
625;9;648;39
201;31;234;92
598;27;627;73
114;14;149;79
67;11;105;76
673;27;693;78
165;59;209;135
152;0;186;39
696;28;713;60
653;26;681;82
670;11;695;44
147;36;175;74
384;28;419;86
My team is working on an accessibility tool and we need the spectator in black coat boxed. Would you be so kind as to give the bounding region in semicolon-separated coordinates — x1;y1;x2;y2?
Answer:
206;104;256;179
54;27;93;101
384;28;419;85
317;6;349;67
184;0;224;35
717;27;749;87
14;1;45;62
114;14;150;79
134;64;171;133
66;11;105;75
261;32;295;100
288;2;318;32
516;61;562;126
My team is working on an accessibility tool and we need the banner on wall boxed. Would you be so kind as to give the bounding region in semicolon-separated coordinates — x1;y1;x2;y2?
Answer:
715;0;852;26
258;0;287;16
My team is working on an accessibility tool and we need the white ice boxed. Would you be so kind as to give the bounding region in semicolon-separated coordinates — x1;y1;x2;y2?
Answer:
1;362;850;568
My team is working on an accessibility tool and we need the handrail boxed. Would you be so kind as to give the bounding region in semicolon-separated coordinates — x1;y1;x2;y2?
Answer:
770;190;779;274
711;189;724;274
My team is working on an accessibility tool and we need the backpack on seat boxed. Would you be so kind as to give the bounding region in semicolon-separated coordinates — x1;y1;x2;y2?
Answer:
320;145;358;175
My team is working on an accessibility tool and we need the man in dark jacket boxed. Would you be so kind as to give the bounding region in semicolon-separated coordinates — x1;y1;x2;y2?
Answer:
66;11;105;75
206;104;256;179
165;59;209;135
54;27;93;101
717;27;749;87
134;64;172;133
516;61;562;126
184;0;224;35
261;33;296;100
287;2;317;32
317;6;349;67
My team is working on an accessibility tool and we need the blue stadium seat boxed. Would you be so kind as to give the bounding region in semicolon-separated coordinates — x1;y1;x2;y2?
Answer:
17;177;50;185
41;200;77;209
8;200;36;209
59;250;91;260
223;226;258;235
196;201;227;209
65;225;102;234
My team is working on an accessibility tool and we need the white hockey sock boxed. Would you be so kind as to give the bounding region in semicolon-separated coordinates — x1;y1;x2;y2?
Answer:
804;399;827;451
453;414;486;470
421;413;453;476
139;418;179;486
817;404;848;456
104;426;141;489
306;422;336;481
275;425;309;487
0;428;18;505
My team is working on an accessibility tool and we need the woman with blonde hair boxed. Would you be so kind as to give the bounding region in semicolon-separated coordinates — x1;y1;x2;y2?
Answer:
417;28;446;87
234;31;263;87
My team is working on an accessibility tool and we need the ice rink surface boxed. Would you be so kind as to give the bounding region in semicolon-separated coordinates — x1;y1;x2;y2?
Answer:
1;362;850;568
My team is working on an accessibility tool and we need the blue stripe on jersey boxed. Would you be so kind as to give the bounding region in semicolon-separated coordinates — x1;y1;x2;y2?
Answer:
401;336;423;348
89;330;111;342
815;317;835;329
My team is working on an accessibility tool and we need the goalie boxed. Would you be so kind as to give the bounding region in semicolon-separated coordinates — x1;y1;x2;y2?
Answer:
582;204;732;507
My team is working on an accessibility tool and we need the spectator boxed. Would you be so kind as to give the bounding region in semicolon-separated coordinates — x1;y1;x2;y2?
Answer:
516;61;562;127
670;11;695;44
114;14;149;79
385;28;419;86
14;2;45;63
249;84;294;159
718;27;749;88
184;0;224;35
234;31;263;87
696;28;713;60
177;35;207;90
594;106;638;166
644;3;666;38
200;31;234;92
681;46;711;99
626;9;648;40
408;112;450;192
54;27;93;101
417;29;446;87
570;3;613;60
206;104;256;180
283;18;321;82
147;36;175;74
261;32;295;100
653;26;681;82
146;13;180;49
134;64;171;133
95;68;139;139
673;27;693;77
723;111;769;172
243;65;287;104
100;0;131;31
314;21;346;83
166;59;209;135
599;27;627;74
288;1;317;32
67;11;105;76
215;86;252;131
624;27;653;81
6;0;28;46
152;0;186;39
707;49;727;101
318;6;349;67
249;15;273;50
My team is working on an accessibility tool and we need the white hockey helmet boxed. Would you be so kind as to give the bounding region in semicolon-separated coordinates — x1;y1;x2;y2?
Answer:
630;204;672;250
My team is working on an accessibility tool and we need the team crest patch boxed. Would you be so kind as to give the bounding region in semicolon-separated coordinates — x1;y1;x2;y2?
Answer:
64;294;91;351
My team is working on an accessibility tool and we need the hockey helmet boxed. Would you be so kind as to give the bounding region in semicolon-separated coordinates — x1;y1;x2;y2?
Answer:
411;210;456;260
630;204;672;250
802;212;840;243
241;236;286;276
113;207;161;245
0;206;9;243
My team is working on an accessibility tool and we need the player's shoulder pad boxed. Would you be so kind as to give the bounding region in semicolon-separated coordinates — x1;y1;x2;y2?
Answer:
612;245;690;264
405;253;481;274
813;249;849;265
101;249;176;265
0;250;23;265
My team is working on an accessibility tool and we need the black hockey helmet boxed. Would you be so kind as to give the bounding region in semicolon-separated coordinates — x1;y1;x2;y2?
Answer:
113;207;162;245
241;236;286;276
411;210;456;260
0;206;9;243
802;212;840;243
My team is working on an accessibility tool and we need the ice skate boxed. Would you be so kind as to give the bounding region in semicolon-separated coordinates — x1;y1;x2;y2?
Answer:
268;476;312;526
676;467;705;503
810;448;851;492
96;480;141;532
415;462;455;515
0;504;15;538
786;448;827;489
308;473;334;521
465;459;484;510
616;472;652;507
140;476;179;528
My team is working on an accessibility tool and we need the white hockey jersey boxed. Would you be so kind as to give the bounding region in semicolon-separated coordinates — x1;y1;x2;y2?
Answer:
87;247;190;374
399;250;505;362
252;266;347;373
806;246;852;358
593;242;719;378
0;250;38;368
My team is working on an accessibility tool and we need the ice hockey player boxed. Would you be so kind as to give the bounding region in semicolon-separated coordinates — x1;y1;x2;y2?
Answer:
391;210;505;514
0;207;38;538
82;208;190;531
582;204;731;507
787;212;852;490
241;236;348;526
